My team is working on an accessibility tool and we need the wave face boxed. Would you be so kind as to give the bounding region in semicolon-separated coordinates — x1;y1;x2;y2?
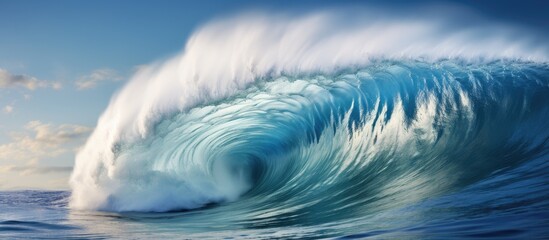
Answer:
70;10;549;236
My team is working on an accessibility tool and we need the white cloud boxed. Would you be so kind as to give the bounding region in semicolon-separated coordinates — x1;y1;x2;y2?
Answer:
75;68;122;90
0;165;72;175
0;121;92;189
0;68;60;90
3;105;13;114
52;82;63;90
0;121;92;171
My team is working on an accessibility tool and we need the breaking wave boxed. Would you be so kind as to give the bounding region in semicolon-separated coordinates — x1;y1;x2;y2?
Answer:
70;9;549;225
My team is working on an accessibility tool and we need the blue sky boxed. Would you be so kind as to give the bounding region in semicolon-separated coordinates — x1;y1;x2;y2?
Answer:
0;0;547;189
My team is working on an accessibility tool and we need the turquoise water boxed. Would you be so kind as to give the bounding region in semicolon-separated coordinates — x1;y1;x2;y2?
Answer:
2;61;549;239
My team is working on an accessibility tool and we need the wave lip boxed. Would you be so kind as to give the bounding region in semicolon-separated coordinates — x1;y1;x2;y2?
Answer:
70;10;549;213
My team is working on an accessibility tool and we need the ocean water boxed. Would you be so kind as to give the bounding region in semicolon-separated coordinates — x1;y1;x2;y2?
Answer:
2;151;549;239
3;11;549;239
3;60;549;239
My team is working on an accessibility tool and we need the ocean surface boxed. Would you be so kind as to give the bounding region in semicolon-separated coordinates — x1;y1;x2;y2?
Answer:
2;151;549;239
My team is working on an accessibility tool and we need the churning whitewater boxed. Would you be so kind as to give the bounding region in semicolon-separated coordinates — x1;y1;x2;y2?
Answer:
70;9;549;220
